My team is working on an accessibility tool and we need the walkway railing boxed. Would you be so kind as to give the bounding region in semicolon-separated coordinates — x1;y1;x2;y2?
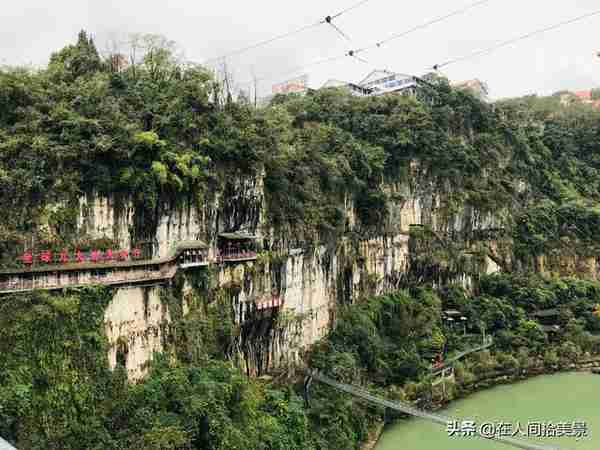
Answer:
0;242;209;294
216;250;257;263
310;372;565;450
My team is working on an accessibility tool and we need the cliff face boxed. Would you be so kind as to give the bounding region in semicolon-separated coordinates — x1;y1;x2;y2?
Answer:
70;170;504;379
4;56;600;381
104;286;168;380
77;173;264;259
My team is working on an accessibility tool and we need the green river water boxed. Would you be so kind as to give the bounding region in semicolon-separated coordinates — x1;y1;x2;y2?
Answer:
375;372;600;450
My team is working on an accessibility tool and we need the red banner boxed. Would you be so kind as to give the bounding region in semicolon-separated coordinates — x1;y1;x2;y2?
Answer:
18;249;143;265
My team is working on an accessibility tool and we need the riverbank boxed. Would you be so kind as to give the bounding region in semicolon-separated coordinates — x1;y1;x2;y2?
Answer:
362;421;385;450
374;371;600;450
306;277;600;450
454;356;600;400
364;356;600;449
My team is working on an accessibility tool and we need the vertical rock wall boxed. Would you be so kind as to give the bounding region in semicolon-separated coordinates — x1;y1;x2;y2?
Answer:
76;173;503;379
104;286;169;380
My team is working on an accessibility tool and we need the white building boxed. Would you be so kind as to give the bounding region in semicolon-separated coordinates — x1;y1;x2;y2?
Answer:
357;70;418;96
320;70;419;97
321;79;372;96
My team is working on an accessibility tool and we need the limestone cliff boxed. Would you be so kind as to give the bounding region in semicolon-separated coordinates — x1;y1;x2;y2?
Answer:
68;171;503;379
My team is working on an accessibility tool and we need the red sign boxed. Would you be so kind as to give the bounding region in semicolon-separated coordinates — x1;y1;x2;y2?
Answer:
39;250;52;263
18;248;143;266
59;250;69;263
90;250;101;263
20;251;33;265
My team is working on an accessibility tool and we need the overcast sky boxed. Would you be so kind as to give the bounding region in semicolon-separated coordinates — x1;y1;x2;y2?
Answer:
2;0;600;99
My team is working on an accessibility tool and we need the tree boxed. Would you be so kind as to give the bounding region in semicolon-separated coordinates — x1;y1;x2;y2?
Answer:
48;30;103;80
138;425;189;450
139;34;182;83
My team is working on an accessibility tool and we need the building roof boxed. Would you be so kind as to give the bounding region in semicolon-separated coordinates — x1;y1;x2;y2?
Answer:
358;69;395;86
321;79;373;96
272;75;308;95
574;90;592;100
322;79;349;88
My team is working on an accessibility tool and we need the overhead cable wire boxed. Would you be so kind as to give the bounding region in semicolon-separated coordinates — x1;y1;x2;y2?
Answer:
331;0;373;19
326;18;353;41
261;54;348;83
203;0;376;65
324;0;373;41
347;50;370;64
202;22;322;65
352;0;494;54
239;0;491;89
433;8;600;69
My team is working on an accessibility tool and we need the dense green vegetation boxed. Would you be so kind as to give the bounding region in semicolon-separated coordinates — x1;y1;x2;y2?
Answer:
3;32;600;450
0;31;272;260
2;275;600;450
0;286;316;450
306;275;600;449
3;31;600;265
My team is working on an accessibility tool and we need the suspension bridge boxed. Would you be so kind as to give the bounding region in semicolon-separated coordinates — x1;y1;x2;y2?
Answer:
307;371;567;450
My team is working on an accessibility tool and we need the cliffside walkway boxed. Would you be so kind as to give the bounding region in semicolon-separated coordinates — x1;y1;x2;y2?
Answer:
0;235;269;295
309;372;565;450
0;241;211;294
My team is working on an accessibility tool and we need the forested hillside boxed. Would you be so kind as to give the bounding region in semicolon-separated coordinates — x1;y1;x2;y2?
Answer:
2;32;600;450
3;31;600;268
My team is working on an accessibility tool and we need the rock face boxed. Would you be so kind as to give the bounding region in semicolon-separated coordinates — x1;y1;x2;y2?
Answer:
104;286;168;380
75;172;500;379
